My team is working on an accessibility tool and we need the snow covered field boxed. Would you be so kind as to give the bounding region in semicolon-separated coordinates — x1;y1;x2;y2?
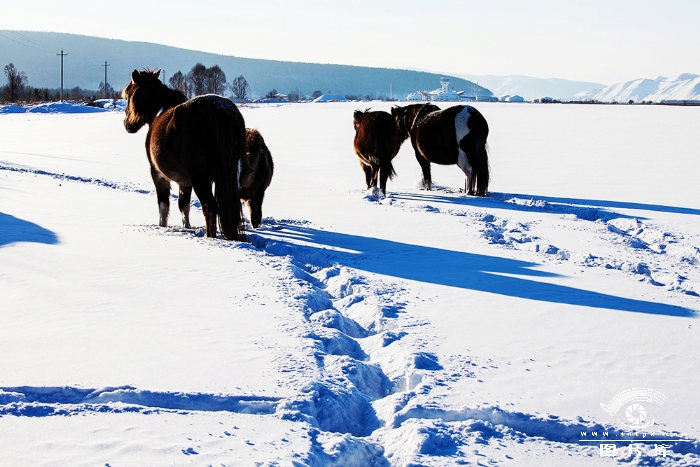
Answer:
1;101;699;466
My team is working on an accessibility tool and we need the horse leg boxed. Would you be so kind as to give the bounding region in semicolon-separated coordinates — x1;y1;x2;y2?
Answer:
248;193;265;229
370;164;381;196
151;167;171;227
178;184;192;228
360;160;373;189
456;148;474;195
379;164;390;197
415;152;432;190
192;179;218;238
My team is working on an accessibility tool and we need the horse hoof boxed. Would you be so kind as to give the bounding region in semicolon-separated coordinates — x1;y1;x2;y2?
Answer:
365;187;378;198
367;187;385;199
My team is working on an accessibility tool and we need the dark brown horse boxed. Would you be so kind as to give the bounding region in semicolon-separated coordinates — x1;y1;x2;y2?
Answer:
352;109;402;197
240;128;274;228
391;103;490;196
122;69;246;240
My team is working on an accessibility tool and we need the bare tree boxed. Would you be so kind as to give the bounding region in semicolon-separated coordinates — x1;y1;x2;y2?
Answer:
230;75;250;100
205;65;227;95
68;86;88;100
3;63;28;102
265;88;279;99
288;87;301;102
187;63;208;97
169;70;189;96
98;82;117;99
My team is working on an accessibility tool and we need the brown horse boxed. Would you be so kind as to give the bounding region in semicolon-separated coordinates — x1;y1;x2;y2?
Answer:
122;69;246;240
391;103;490;196
240;129;274;228
352;109;402;197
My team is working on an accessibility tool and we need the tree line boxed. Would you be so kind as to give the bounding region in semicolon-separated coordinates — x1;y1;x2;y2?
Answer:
169;63;253;100
1;62;121;104
2;61;386;105
170;63;306;102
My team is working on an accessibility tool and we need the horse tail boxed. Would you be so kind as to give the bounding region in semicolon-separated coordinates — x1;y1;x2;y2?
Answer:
472;138;490;196
467;109;490;197
215;117;246;241
375;139;397;180
382;155;397;181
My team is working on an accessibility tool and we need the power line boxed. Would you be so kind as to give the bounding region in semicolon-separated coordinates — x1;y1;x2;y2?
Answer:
6;30;55;51
0;31;53;54
0;28;54;54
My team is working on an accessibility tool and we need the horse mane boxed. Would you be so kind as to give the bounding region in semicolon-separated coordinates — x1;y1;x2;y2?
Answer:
122;68;187;131
391;104;438;141
123;69;186;105
353;108;371;129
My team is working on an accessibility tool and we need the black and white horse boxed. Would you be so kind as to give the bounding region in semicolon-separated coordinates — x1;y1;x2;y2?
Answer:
391;103;490;196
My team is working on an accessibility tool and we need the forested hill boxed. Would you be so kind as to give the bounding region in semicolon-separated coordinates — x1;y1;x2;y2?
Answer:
0;31;492;99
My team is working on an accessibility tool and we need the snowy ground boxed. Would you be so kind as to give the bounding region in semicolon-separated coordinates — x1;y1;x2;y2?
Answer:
1;101;699;466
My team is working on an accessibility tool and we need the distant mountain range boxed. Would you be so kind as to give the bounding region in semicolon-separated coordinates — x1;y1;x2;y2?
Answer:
0;31;492;99
575;74;700;103
3;31;697;104
450;74;606;100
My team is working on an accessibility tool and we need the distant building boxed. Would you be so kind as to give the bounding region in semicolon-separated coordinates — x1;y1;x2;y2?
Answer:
255;92;289;103
312;94;348;103
505;95;525;102
659;99;700;105
408;78;467;101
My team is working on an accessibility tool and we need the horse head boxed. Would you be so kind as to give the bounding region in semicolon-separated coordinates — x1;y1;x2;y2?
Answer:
391;104;440;142
122;69;184;133
352;108;371;131
391;106;411;141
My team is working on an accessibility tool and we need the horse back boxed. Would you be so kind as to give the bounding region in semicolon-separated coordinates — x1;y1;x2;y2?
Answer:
354;111;400;161
152;96;245;171
413;106;466;164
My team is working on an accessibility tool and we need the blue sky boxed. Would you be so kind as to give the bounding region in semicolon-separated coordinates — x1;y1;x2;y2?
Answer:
1;0;699;84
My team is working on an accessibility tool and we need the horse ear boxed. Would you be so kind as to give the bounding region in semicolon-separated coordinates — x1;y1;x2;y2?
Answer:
132;69;140;82
155;69;161;79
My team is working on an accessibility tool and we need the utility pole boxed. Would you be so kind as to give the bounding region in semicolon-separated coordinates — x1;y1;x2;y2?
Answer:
57;49;67;101
102;61;110;97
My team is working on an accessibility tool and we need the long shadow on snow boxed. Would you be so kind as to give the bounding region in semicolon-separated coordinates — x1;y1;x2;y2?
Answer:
519;193;700;217
0;212;58;247
0;385;279;417
392;191;700;220
260;225;694;318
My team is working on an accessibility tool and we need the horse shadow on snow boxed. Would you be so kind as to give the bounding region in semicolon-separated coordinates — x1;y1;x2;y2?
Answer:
390;191;700;221
256;223;694;318
0;212;58;247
